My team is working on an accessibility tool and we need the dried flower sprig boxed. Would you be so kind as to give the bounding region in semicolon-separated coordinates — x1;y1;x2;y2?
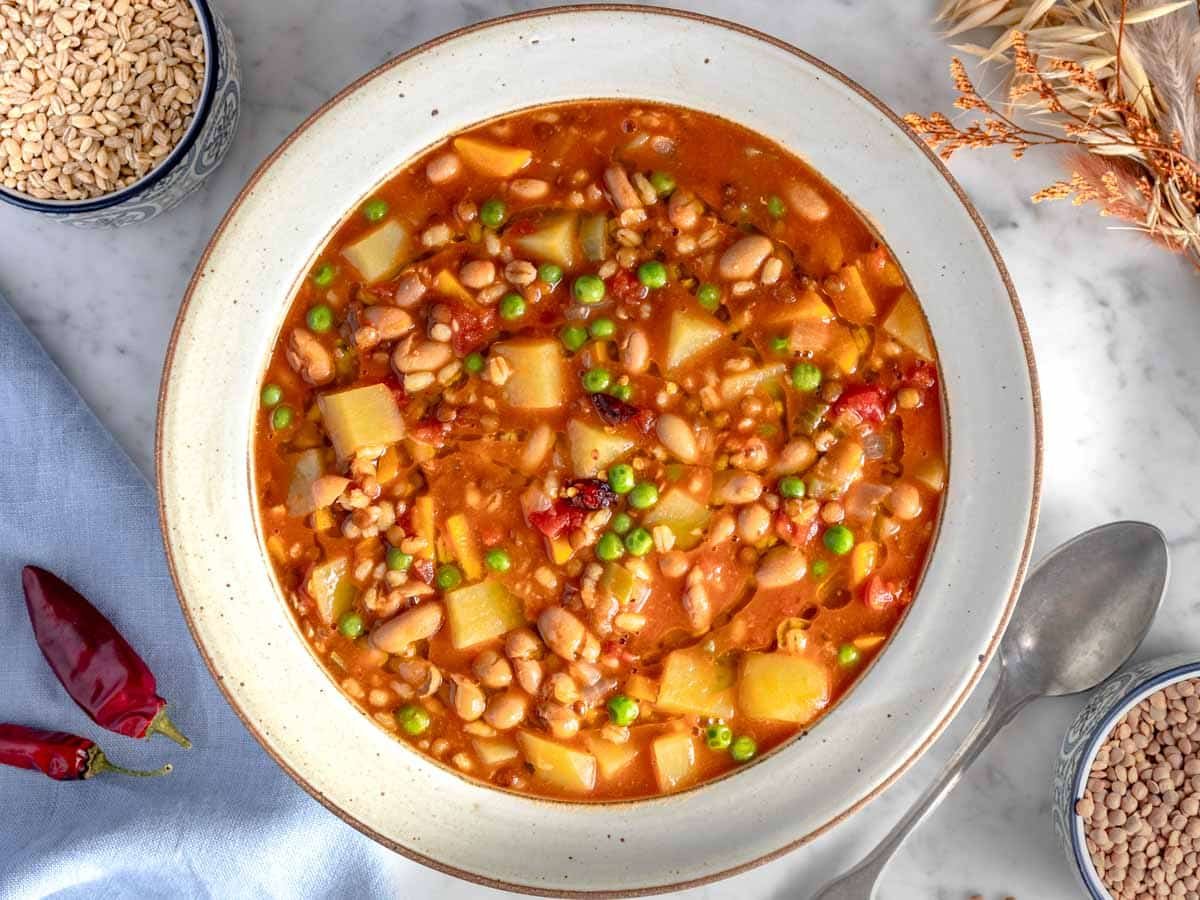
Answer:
906;0;1200;268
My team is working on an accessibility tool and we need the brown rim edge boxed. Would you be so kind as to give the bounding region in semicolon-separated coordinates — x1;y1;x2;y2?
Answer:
155;5;1044;896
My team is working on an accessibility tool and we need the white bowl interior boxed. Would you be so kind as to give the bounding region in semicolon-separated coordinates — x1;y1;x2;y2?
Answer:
158;8;1039;894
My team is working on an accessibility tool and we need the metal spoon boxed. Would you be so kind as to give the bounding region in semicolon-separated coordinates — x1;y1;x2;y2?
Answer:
812;521;1170;900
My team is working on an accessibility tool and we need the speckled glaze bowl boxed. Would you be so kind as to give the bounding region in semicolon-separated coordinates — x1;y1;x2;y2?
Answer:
157;7;1041;895
0;0;240;228
1055;654;1200;899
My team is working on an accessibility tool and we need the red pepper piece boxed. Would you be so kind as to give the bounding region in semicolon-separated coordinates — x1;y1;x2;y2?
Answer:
0;723;172;781
863;575;901;611
832;385;888;425
590;391;638;426
21;567;191;749
528;501;587;539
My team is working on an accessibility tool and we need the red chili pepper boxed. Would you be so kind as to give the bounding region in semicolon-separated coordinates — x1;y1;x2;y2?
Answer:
0;723;172;781
21;567;191;749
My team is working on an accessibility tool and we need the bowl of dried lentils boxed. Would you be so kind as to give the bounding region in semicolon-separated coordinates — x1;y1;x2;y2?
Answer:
0;0;239;227
1055;653;1200;900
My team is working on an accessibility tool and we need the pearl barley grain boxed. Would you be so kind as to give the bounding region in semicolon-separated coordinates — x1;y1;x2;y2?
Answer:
1078;677;1200;900
0;0;206;201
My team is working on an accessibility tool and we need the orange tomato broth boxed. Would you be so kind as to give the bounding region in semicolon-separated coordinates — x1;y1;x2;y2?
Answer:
254;101;944;800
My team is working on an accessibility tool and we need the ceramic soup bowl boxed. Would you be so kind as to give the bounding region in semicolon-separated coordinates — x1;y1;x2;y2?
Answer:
157;7;1041;895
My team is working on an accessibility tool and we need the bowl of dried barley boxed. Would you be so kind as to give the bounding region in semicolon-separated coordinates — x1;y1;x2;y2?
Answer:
0;0;240;227
1055;653;1200;900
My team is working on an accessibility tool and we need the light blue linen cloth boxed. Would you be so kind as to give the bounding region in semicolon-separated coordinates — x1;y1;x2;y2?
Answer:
0;294;457;898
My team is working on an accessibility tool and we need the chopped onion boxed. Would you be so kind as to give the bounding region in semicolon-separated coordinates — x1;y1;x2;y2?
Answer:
862;431;889;460
845;481;891;523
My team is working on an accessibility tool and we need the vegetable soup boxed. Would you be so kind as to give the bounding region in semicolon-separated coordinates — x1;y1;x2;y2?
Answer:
255;101;945;800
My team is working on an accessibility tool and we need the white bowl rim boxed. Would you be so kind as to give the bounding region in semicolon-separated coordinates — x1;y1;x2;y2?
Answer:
156;5;1043;895
1068;656;1200;899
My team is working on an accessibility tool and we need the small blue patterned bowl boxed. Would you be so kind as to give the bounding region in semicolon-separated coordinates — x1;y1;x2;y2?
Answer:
1053;652;1200;899
0;0;240;228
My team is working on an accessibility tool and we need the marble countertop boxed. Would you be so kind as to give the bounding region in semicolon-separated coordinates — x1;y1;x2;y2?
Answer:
4;0;1199;896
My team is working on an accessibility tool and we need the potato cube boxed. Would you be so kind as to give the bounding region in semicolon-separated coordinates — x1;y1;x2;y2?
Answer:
494;339;567;410
882;291;934;360
567;418;634;478
656;648;736;719
641;487;711;551
444;579;525;649
651;732;697;793
453;136;532;178
341;220;411;284
318;384;406;459
517;731;597;793
738;652;830;724
584;733;640;781
666;309;726;371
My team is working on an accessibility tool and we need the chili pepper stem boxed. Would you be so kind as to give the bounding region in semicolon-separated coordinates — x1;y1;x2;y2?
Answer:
147;709;191;749
86;747;172;779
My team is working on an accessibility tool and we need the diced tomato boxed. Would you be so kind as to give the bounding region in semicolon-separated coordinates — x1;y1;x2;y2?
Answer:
410;418;448;448
506;218;535;237
412;558;435;584
773;510;818;547
447;302;496;355
905;360;937;391
632;407;657;435
528;500;586;539
832;385;887;424
607;269;648;303
863;575;900;611
382;374;410;407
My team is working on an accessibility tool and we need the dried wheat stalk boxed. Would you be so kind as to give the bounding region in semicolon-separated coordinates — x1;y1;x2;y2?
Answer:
907;0;1200;268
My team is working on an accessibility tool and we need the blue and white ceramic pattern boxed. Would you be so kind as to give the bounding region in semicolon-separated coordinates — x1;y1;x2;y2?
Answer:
1054;653;1200;899
0;0;240;228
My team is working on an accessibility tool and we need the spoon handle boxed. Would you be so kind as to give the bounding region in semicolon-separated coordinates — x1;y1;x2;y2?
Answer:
809;667;1028;900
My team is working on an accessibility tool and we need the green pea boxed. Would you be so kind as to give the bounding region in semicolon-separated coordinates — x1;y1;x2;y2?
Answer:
260;383;283;408
582;367;611;393
810;560;830;580
435;565;463;590
485;548;511;572
649;171;676;196
307;303;334;333
607;463;636;495
396;704;431;736
606;694;640;726
312;263;336;286
609;383;633;401
386;547;413;572
337;611;364;639
705;723;733;751
696;283;721;311
767;194;787;219
770;335;789;353
499;293;526;320
271;405;294;430
538;263;563;286
464;352;485;374
791;363;822;393
589;317;616;339
560;325;588;352
730;735;758;763
573;274;606;305
480;198;507;229
637;260;668;289
628;482;659;510
778;476;806;499
624;527;653;557
362;197;389;222
596;532;625;562
823;524;855;556
610;512;634;535
838;643;861;667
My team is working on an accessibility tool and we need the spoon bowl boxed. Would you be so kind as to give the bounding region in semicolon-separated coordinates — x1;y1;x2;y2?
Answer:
1004;521;1169;698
